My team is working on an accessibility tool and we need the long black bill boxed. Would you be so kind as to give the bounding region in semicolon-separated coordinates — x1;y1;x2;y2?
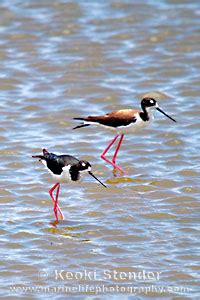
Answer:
88;171;107;188
156;107;176;122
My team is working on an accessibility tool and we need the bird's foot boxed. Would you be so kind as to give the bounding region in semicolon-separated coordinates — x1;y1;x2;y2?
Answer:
113;165;126;177
101;154;125;176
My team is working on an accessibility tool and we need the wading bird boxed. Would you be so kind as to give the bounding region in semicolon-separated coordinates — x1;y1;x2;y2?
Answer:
32;149;106;221
73;97;176;175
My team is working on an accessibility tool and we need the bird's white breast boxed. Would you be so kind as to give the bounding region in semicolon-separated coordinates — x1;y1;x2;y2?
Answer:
40;160;72;183
116;112;154;134
52;165;72;183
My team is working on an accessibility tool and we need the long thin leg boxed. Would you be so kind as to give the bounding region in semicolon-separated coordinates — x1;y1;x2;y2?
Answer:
49;183;64;220
112;134;124;165
112;134;125;176
49;183;63;218
49;183;59;221
101;134;119;157
100;134;125;174
54;183;60;221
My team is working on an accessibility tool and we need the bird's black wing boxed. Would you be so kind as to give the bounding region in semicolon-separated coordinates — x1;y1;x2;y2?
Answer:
45;153;80;176
45;154;64;175
73;110;137;129
33;149;80;176
59;155;79;166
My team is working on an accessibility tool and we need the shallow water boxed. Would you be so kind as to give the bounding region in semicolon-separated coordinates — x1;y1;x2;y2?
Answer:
0;0;200;299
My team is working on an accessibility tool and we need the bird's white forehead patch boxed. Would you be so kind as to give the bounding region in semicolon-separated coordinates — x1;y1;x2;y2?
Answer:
81;162;86;167
150;99;155;104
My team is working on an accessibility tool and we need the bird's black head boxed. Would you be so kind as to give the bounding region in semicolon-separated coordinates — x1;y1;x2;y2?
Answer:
78;160;92;172
141;97;157;111
141;97;176;122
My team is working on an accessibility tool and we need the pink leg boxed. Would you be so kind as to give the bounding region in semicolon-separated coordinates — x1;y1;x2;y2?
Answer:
49;183;64;220
112;134;125;175
101;134;125;174
101;134;119;157
54;183;60;221
112;134;124;164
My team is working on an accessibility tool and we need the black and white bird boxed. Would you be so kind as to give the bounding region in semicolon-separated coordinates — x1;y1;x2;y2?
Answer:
32;149;106;221
73;97;176;175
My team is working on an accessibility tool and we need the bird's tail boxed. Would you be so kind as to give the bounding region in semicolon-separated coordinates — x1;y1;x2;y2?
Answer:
32;148;49;159
73;118;91;130
73;123;90;130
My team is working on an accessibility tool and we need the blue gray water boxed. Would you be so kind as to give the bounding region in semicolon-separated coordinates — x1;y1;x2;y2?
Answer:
0;0;200;299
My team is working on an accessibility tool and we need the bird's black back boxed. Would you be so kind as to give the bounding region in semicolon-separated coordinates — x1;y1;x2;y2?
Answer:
44;152;79;176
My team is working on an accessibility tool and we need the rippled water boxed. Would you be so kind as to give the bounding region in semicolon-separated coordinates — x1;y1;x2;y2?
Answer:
1;0;200;299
